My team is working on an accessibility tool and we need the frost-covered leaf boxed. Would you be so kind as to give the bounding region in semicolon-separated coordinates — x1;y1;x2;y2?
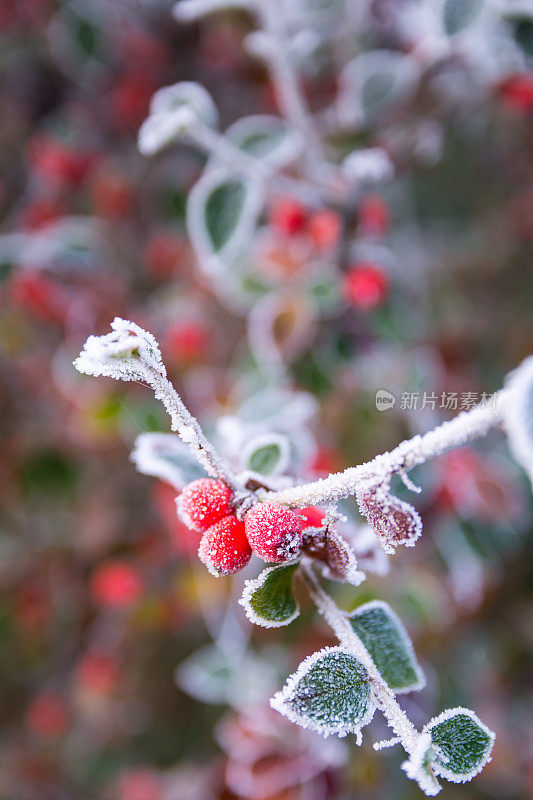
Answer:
503;357;533;488
187;169;262;275
424;707;495;783
242;432;290;476
239;562;299;627
131;433;207;489
177;644;278;707
303;527;365;587
348;601;425;694
270;646;376;740
226;115;302;168
441;0;483;36
356;487;422;554
74;317;164;382
338;51;420;128
138;81;218;155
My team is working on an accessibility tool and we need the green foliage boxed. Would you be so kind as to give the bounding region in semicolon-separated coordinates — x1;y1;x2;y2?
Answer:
426;709;495;781
240;563;299;627
348;601;424;693
205;180;246;253
271;647;376;738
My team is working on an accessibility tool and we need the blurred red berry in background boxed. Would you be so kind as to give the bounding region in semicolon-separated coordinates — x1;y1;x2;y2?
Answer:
358;194;390;237
498;74;533;114
76;652;120;694
271;198;307;236
90;560;144;608
118;768;162;800
164;321;210;363
308;208;342;250
26;691;69;738
343;263;388;309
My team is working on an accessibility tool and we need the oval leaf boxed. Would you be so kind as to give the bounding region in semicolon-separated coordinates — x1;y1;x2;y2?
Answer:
424;707;495;782
442;0;483;36
187;169;262;275
242;432;291;477
239;562;300;628
338;51;420;127
348;601;425;694
226;115;302;168
131;433;207;489
270;646;376;740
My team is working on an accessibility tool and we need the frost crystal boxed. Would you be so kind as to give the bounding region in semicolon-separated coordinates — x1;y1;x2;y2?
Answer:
356;485;423;554
73;317;164;382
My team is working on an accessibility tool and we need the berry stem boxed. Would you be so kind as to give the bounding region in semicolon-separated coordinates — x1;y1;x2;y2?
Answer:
142;363;240;492
263;392;507;508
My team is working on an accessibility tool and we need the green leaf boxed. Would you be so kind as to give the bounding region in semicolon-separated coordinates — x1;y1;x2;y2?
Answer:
226;115;302;168
348;601;424;693
270;646;376;740
132;433;207;489
240;563;300;627
425;708;495;782
187;169;262;274
248;443;282;474
442;0;483;36
205;179;246;253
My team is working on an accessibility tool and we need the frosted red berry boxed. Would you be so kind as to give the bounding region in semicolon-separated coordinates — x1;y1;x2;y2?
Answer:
343;263;388;310
299;506;326;528
177;478;234;532
198;515;252;576
244;503;304;563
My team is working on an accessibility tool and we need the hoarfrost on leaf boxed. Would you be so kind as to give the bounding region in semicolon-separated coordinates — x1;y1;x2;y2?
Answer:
424;707;495;783
73;317;164;382
348;601;425;694
356;484;423;554
131;433;207;489
239;562;300;628
270;646;376;741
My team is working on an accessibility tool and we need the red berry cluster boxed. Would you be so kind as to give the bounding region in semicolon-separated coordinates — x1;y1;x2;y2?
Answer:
177;479;319;576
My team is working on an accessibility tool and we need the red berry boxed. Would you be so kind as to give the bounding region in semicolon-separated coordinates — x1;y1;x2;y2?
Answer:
119;768;162;800
358;194;390;237
271;198;307;236
299;506;326;528
308;209;342;250
198;515;252;576
90;561;144;608
27;692;69;738
177;478;234;532
76;653;119;694
164;321;209;363
244;503;303;563
343;263;388;310
499;73;533;114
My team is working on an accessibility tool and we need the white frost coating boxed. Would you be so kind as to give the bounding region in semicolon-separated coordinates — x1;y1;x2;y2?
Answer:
264;391;507;509
187;167;263;277
138;81;218;156
347;600;426;694
319;528;365;587
401;731;442;796
423;707;495;784
238;562;300;628
356;484;423;554
173;0;250;22
342;147;394;185
73;317;165;381
270;646;377;743
503;356;533;488
75;319;238;490
131;432;206;488
224;115;303;170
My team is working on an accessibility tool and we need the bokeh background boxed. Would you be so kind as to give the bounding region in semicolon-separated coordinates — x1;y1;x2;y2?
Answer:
1;1;533;798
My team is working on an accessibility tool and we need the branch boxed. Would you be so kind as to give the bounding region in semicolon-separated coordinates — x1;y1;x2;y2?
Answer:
263;392;506;508
73;318;240;492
